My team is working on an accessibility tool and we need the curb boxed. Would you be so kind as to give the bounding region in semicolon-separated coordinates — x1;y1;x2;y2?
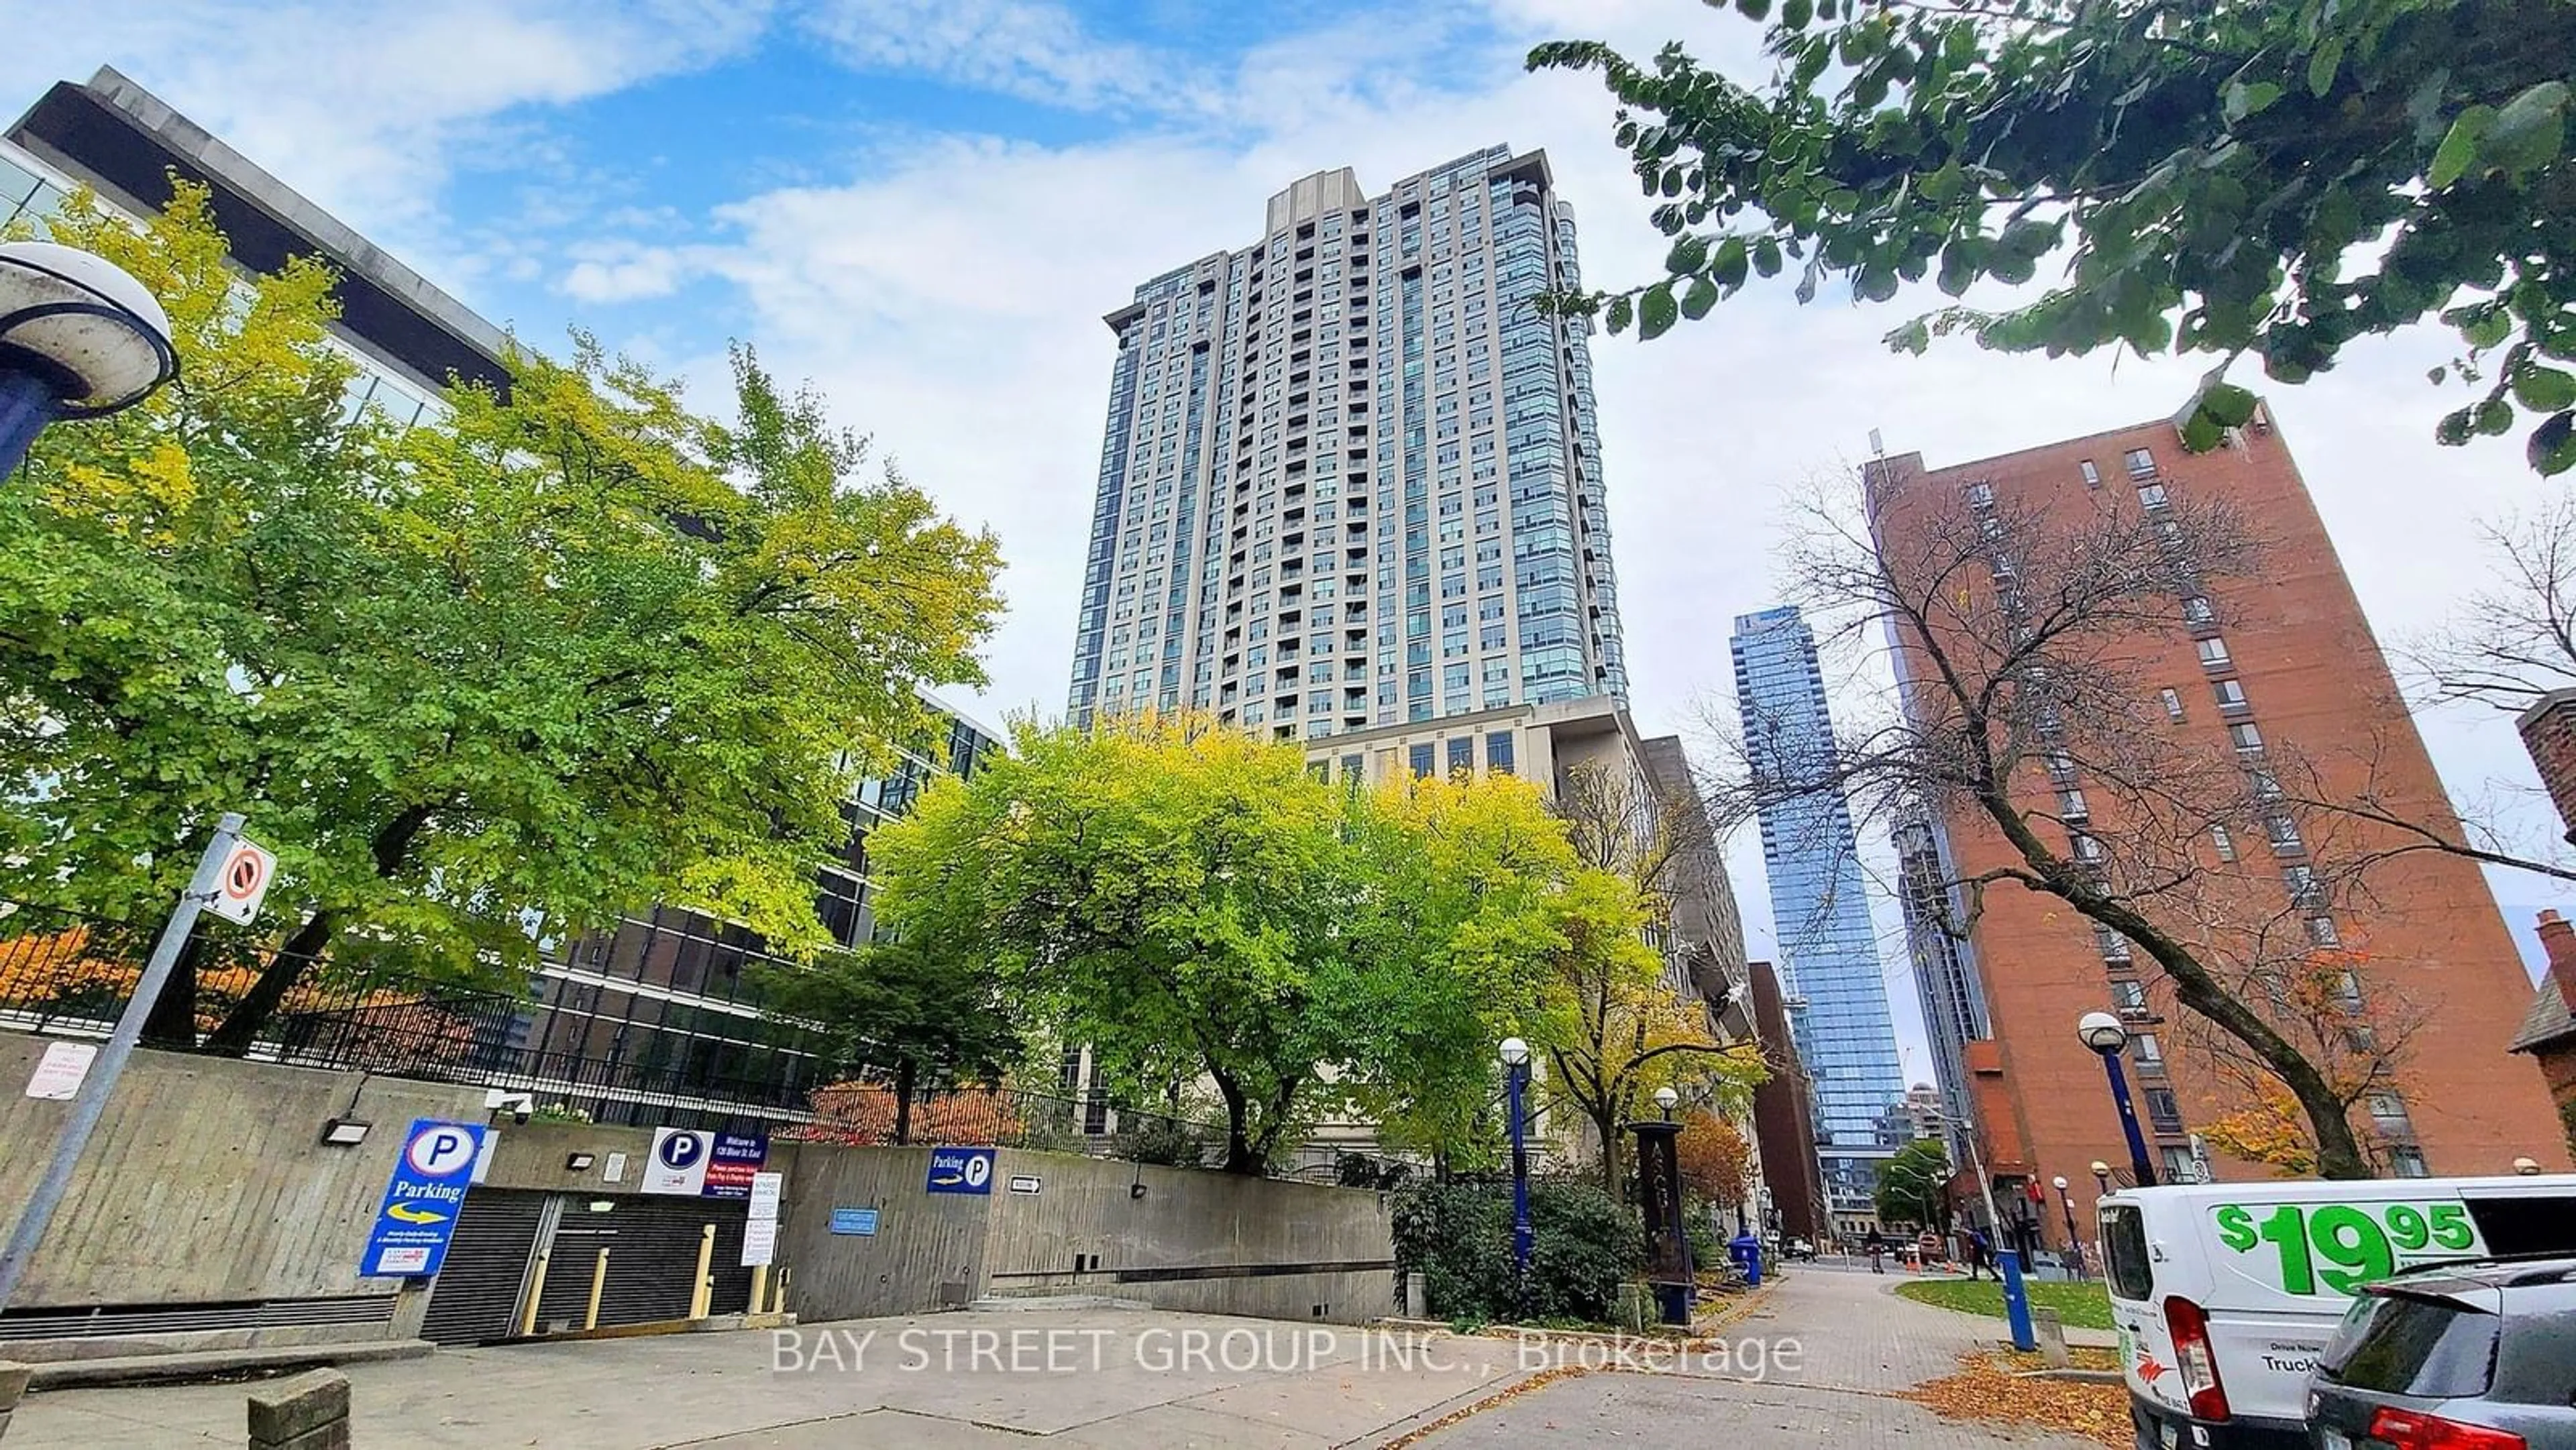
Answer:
26;1338;433;1391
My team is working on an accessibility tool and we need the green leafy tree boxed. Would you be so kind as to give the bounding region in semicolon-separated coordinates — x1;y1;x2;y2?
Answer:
868;716;1580;1174
0;183;1004;1047
754;938;1022;1145
1338;769;1581;1170
868;716;1354;1173
1876;1138;1954;1235
1533;0;2576;472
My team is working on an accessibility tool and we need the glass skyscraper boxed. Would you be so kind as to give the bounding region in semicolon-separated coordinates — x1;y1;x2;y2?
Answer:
1730;606;1907;1219
1068;146;1628;736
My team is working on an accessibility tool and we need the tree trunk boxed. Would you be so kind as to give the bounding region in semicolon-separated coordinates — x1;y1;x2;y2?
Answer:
139;926;205;1049
205;803;434;1055
1594;1109;1620;1192
893;1056;917;1146
1211;1067;1260;1174
203;907;339;1056
1972;792;2375;1179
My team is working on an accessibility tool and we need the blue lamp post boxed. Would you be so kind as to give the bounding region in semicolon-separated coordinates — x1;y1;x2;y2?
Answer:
0;239;178;478
1500;1036;1534;1315
2079;1011;2159;1188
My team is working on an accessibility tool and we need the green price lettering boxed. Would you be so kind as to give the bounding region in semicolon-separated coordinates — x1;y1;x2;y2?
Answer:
2212;1201;2476;1297
2256;1205;2316;1296
2310;1206;2395;1294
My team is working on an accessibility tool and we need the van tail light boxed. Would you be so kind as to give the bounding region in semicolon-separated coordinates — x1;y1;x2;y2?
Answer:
2161;1295;2230;1421
2364;1407;2527;1449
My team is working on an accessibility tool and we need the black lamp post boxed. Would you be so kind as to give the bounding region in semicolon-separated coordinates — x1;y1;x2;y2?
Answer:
1500;1037;1533;1315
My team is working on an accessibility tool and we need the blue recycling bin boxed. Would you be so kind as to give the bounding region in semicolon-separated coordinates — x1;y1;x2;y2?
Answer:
1727;1231;1762;1286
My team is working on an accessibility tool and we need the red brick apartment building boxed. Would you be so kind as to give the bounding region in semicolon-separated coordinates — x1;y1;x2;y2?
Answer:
1866;409;2571;1247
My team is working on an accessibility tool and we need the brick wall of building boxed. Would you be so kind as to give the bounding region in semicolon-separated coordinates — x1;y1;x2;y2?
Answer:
1867;412;2570;1217
1748;960;1831;1242
2516;690;2576;845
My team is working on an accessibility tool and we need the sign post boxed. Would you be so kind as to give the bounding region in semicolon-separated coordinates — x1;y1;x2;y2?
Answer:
0;812;262;1314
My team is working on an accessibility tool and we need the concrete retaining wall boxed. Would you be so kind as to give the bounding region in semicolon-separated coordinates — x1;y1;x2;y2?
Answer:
773;1146;991;1323
0;1031;1397;1354
0;1033;486;1310
782;1148;1396;1325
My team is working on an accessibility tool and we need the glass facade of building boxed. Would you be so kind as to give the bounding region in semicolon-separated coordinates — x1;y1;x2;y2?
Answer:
1893;817;1990;1141
3;138;451;431
526;704;1004;1126
1731;606;1907;1209
1069;147;1627;736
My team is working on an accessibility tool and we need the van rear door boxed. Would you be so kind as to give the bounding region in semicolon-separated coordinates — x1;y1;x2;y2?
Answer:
2100;1201;2190;1420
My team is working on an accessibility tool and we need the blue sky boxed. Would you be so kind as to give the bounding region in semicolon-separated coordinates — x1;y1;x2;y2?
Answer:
9;0;2573;1074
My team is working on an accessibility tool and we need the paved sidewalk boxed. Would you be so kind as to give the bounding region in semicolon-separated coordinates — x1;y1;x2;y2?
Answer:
1411;1268;2108;1448
10;1275;2107;1447
7;1308;1532;1449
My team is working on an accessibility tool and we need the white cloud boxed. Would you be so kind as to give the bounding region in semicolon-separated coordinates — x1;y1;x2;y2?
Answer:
0;1;775;278
559;239;695;302
798;0;1225;116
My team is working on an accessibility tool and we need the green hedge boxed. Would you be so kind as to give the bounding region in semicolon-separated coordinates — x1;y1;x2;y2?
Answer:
1391;1178;1645;1324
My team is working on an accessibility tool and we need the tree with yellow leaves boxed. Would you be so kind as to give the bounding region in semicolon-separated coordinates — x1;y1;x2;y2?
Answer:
1529;868;1764;1188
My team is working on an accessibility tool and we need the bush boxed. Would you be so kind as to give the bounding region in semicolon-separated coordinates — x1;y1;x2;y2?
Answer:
1125;1115;1213;1167
1392;1176;1644;1325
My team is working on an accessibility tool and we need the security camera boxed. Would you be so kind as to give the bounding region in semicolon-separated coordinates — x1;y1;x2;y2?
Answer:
484;1089;535;1125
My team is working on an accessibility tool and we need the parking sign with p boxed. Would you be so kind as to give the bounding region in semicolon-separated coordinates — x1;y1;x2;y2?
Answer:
361;1119;485;1278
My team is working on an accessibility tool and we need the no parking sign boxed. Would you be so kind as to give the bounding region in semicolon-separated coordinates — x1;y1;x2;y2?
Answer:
199;833;275;925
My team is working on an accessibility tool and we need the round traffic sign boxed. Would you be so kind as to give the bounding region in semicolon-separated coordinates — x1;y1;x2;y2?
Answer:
659;1132;708;1170
963;1153;992;1188
221;844;269;903
405;1123;478;1178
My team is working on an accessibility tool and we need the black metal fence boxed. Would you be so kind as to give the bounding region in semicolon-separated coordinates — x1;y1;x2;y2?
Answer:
788;1081;1236;1163
0;901;817;1132
0;902;1242;1150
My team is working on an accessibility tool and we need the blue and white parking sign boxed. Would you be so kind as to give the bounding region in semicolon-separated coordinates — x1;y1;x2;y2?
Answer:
361;1119;486;1278
926;1146;996;1195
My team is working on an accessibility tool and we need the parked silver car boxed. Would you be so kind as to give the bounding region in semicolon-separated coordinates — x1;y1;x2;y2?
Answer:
2305;1258;2576;1449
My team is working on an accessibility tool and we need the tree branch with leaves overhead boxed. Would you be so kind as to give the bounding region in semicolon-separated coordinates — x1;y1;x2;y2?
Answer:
1532;0;2576;473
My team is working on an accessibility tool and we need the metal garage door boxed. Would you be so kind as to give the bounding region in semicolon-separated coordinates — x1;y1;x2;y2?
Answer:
427;1192;755;1341
580;1195;754;1329
419;1190;547;1345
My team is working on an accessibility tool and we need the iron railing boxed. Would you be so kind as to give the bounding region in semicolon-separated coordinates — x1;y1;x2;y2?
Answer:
0;901;822;1132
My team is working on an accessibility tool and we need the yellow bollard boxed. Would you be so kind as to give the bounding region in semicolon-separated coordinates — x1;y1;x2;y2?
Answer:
749;1263;768;1318
584;1247;610;1331
519;1250;551;1337
688;1224;716;1320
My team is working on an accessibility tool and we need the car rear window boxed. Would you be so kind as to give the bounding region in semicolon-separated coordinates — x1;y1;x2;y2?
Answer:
2102;1203;2153;1301
2316;1292;2498;1398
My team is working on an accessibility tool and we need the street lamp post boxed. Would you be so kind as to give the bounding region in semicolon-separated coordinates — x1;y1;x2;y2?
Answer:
0;240;178;477
1925;1104;2035;1352
2078;1012;2158;1187
2091;1160;2112;1197
1500;1038;1534;1316
2052;1174;2082;1278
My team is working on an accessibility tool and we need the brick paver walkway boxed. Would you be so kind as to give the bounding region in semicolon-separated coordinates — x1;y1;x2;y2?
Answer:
1412;1266;2106;1448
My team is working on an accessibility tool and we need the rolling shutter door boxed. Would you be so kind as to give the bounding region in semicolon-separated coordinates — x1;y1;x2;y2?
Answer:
419;1190;547;1345
587;1196;754;1328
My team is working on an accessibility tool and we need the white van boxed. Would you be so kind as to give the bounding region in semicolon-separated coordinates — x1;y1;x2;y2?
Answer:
2098;1174;2576;1448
